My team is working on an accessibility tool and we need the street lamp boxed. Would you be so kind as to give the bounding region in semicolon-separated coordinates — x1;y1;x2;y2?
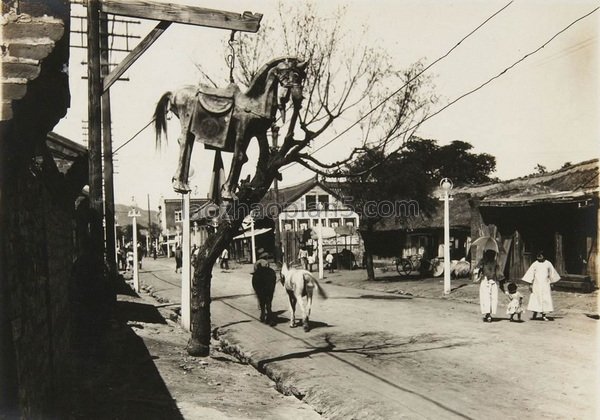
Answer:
250;210;257;264
128;196;141;292
440;178;453;295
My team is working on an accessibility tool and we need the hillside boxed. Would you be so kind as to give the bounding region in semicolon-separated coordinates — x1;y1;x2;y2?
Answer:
114;203;160;227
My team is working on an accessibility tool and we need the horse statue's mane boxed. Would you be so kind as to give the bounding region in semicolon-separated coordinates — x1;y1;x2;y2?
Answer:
245;56;300;98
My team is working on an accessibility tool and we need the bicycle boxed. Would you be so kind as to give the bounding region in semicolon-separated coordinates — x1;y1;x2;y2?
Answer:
395;254;443;277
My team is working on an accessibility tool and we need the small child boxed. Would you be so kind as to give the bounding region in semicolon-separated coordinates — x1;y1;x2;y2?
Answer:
506;282;524;322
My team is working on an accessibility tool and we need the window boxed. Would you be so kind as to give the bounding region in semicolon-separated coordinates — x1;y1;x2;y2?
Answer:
283;220;296;231
344;218;355;227
305;195;317;211
174;210;182;222
329;218;340;228
318;194;329;210
298;219;309;230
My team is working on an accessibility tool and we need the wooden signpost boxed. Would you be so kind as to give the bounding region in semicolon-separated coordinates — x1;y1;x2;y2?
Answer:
86;0;262;321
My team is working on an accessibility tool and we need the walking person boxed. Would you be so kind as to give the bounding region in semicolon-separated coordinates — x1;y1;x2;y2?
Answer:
474;249;505;322
505;282;524;322
174;245;183;273
220;247;229;270
307;252;315;272
522;250;560;321
298;247;309;270
325;250;334;273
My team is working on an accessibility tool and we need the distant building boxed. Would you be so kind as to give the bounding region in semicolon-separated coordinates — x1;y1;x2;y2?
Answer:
159;196;214;253
366;159;598;290
255;176;361;266
469;159;598;290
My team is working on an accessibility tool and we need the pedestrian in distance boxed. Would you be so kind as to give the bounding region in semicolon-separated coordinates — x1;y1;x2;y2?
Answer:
174;245;183;273
307;252;315;272
473;249;505;323
220;247;229;270
522;250;560;321
325;251;334;273
298;247;309;270
505;282;524;322
126;247;134;271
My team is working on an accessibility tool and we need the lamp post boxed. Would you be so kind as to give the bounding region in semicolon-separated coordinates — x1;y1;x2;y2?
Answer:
440;178;453;295
250;210;257;264
128;197;141;292
318;219;324;280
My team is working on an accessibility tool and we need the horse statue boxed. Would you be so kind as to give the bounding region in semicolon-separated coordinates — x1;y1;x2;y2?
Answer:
154;56;307;198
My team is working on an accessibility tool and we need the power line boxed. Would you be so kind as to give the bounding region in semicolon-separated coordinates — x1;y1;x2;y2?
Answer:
286;4;598;176
282;0;514;172
112;118;155;155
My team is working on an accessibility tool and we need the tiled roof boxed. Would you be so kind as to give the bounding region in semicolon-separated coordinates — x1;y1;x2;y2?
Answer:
466;159;599;206
260;176;320;208
373;194;473;232
46;132;87;174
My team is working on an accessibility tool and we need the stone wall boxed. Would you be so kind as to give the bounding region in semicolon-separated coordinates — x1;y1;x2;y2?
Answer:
0;0;76;417
3;169;77;418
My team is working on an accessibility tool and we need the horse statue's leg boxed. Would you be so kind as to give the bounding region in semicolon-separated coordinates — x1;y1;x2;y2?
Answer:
172;127;194;193
221;128;251;200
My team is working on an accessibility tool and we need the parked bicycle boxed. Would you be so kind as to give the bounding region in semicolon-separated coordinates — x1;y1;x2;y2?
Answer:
394;254;443;277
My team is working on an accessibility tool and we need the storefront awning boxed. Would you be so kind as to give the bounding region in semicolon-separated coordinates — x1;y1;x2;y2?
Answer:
233;227;272;240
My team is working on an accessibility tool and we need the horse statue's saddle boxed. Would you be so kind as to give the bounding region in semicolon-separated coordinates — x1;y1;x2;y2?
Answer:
190;83;240;152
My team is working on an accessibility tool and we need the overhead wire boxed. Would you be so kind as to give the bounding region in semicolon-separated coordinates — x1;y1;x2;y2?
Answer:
112;117;156;156
282;0;514;172
284;4;598;176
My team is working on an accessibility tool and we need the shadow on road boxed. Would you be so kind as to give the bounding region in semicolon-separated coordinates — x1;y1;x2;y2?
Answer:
213;293;255;301
61;284;183;419
257;332;475;420
116;300;168;325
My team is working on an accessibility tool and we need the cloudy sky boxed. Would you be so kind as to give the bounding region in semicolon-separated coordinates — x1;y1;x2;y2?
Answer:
54;0;599;211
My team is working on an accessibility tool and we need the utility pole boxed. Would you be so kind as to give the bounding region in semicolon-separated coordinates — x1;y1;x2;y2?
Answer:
181;193;191;330
87;0;104;260
147;194;152;251
100;9;117;276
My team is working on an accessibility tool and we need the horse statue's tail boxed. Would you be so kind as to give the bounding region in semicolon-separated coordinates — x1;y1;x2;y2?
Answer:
154;91;172;148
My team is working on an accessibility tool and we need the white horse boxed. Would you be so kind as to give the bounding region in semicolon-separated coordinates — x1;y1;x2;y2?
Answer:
280;263;327;332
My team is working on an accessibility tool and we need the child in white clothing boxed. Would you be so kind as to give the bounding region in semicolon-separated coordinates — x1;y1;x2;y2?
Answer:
506;282;524;322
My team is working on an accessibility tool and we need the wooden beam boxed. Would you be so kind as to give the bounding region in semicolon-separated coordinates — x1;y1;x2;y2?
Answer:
103;20;171;93
100;0;262;32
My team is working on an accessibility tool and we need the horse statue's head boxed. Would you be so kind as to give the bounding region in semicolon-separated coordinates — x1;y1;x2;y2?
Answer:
274;58;308;119
246;57;308;121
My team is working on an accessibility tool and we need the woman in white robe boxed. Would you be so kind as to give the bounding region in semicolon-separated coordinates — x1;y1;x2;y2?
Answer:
475;249;505;322
522;250;560;321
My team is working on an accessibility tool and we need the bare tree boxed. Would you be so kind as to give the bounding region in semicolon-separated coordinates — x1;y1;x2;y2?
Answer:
187;2;437;356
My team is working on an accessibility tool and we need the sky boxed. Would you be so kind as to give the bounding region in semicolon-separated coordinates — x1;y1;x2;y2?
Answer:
54;0;599;212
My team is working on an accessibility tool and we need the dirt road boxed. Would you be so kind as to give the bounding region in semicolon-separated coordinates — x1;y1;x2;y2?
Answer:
139;258;598;419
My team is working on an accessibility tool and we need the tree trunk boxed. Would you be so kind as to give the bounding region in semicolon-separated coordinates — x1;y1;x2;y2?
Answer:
187;222;235;356
360;228;377;281
186;172;276;356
